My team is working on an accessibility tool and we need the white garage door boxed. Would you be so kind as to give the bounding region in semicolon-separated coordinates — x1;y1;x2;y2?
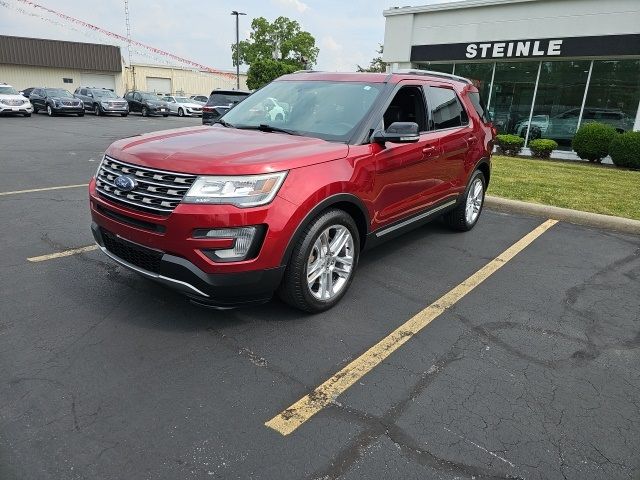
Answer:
146;77;171;94
80;73;116;90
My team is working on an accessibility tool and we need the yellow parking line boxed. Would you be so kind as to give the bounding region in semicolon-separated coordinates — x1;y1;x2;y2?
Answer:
265;219;558;436
0;184;88;196
27;245;98;263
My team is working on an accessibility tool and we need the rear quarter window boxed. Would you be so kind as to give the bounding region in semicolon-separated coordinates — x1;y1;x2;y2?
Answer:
425;86;469;130
468;91;491;123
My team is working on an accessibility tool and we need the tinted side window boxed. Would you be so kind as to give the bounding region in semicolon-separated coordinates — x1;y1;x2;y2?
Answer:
468;91;490;123
207;93;249;106
426;86;468;130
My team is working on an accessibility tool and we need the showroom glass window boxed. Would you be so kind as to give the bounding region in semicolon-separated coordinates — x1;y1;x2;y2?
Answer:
453;63;494;107
417;63;454;74
527;60;591;149
583;59;640;134
488;62;539;134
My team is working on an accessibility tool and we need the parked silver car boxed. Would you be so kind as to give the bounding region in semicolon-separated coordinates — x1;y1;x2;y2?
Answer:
162;96;203;117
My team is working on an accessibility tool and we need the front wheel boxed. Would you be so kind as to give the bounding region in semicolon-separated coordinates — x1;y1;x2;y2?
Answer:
443;170;486;232
279;209;360;313
141;106;148;117
47;105;53;116
177;108;184;117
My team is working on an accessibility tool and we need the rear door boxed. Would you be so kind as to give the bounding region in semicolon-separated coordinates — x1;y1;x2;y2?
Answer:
424;84;472;197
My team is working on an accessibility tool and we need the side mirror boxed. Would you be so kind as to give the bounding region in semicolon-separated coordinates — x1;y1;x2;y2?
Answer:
373;122;420;144
87;93;93;98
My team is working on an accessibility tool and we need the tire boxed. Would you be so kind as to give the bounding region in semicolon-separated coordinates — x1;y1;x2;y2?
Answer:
78;112;84;117
33;107;39;114
24;113;31;117
162;114;169;118
93;103;100;116
525;126;541;141
141;106;148;117
443;170;486;232
47;105;53;116
278;209;360;312
178;108;184;117
121;113;128;117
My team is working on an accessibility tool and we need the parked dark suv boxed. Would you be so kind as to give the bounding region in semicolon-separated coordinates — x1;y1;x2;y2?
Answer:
30;88;84;116
202;89;250;125
74;87;129;116
90;71;494;311
124;90;169;117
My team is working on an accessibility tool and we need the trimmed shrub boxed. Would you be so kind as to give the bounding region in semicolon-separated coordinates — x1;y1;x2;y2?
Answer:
609;131;640;170
571;122;618;163
495;134;525;156
529;138;558;159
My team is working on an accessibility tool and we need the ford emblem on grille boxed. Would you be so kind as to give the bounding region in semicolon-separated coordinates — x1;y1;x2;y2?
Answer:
114;175;137;192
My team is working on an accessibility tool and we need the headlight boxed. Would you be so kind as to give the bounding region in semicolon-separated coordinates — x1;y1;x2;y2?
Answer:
183;171;287;207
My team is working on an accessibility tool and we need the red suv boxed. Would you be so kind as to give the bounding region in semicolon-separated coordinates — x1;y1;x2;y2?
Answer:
89;70;494;312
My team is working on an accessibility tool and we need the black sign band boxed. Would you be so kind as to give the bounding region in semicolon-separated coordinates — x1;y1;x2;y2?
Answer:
410;34;640;62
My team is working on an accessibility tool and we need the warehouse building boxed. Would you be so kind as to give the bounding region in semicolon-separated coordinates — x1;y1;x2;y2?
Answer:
0;35;247;97
383;0;640;154
0;35;123;93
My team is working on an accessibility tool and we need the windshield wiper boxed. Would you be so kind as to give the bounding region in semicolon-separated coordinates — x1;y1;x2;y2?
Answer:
236;124;300;136
214;118;235;128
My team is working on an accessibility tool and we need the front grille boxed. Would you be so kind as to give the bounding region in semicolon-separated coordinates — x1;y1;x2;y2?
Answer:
62;100;80;106
108;102;127;108
5;99;25;106
101;228;163;273
96;156;197;215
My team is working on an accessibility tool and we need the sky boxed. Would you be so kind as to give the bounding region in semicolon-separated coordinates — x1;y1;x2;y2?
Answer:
0;0;416;72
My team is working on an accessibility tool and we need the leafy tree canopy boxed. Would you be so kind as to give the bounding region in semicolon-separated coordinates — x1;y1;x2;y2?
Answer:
357;45;386;73
232;16;319;89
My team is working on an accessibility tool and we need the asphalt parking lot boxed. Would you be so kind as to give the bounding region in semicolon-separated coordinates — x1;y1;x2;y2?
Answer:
1;114;639;480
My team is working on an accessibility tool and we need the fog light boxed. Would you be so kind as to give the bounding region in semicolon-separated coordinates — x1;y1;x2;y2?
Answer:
195;226;262;262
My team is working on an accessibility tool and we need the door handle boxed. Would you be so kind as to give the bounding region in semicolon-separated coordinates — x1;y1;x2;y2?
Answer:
422;145;437;155
467;135;478;143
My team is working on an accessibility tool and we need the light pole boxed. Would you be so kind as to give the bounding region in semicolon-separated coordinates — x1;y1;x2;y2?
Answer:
231;11;246;90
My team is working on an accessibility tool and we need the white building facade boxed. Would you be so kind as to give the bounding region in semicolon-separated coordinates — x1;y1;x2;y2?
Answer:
383;0;640;152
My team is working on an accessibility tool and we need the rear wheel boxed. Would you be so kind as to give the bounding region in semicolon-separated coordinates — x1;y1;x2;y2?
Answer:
279;209;360;313
443;170;486;232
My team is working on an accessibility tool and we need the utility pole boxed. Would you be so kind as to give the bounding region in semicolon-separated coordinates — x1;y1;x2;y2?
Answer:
124;0;135;90
231;11;246;90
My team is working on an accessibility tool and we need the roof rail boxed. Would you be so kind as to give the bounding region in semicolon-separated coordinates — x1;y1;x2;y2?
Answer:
393;69;472;84
292;69;321;74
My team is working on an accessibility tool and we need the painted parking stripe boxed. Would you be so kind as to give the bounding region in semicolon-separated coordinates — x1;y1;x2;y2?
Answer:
0;184;88;196
265;219;558;436
27;245;98;263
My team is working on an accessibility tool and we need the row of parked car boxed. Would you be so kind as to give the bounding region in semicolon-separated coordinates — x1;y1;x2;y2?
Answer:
0;83;250;125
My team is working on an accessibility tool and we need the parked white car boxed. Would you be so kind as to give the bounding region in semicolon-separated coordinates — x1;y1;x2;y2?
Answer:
162;96;203;117
189;95;209;105
0;83;33;117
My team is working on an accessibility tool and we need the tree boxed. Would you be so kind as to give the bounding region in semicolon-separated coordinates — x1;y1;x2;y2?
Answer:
357;45;386;73
232;16;319;90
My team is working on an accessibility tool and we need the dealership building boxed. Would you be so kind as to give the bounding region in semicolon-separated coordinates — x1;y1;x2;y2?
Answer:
0;35;247;97
383;0;640;154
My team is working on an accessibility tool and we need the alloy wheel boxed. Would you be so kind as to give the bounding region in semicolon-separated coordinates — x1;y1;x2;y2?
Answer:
465;177;484;225
306;225;354;300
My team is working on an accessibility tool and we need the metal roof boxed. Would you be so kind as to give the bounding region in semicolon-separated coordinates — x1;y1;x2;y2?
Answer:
383;0;539;16
0;35;122;72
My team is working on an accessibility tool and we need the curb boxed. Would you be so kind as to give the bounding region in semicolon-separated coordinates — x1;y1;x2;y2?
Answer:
485;195;640;236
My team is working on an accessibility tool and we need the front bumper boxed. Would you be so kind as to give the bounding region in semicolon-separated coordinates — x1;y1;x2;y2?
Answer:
101;103;129;114
52;105;84;114
148;106;169;115
0;103;33;114
91;223;285;307
89;178;300;307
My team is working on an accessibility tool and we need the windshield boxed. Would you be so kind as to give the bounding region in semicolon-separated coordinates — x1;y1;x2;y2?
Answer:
45;89;73;98
176;97;191;103
94;90;117;98
0;86;18;95
222;81;383;142
141;93;162;101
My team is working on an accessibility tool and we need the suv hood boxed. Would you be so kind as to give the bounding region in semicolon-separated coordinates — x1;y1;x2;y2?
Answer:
0;94;29;102
106;126;349;175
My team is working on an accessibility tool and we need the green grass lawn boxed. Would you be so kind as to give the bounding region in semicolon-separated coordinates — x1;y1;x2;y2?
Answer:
488;155;640;221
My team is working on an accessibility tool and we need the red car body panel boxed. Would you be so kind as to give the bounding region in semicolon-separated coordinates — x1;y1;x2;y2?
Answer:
89;72;493;307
